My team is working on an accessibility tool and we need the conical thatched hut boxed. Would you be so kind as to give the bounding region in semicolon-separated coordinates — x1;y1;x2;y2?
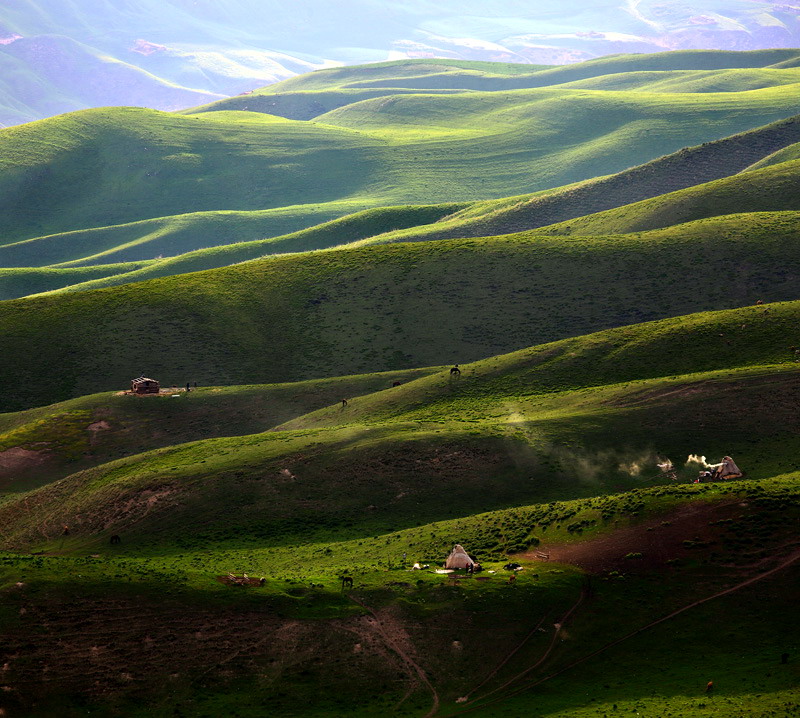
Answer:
445;544;474;569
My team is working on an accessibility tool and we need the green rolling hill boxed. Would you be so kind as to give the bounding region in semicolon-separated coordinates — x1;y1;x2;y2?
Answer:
228;51;800;118
0;367;438;496
0;112;799;300
4;52;800;249
538;157;800;235
2;51;800;718
2;210;800;411
1;304;798;717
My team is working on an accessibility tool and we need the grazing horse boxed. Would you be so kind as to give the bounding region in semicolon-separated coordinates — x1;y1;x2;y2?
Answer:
110;534;121;545
341;576;354;590
392;381;402;387
450;365;461;377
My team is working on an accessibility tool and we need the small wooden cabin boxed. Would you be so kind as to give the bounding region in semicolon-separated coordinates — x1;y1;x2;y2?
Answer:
131;377;160;395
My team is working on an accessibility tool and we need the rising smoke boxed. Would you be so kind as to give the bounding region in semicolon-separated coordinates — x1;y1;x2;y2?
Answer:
686;454;723;469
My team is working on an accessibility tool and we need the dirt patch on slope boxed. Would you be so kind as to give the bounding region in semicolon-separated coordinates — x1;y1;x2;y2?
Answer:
0;592;416;714
523;500;746;574
0;447;51;474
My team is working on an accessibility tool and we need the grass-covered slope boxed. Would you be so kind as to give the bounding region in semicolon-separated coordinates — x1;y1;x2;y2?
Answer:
234;51;800;116
1;474;797;717
538;157;800;235
3;112;799;299
0;262;149;300
4;54;800;248
0;202;463;270
3;212;800;410
0;367;438;496
0;107;383;244
3;297;800;549
356;113;800;246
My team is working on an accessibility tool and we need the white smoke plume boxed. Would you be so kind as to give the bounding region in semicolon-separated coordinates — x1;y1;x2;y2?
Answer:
686;454;723;469
656;459;674;472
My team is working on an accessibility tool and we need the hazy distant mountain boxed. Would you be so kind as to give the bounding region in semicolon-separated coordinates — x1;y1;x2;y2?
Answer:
2;0;800;125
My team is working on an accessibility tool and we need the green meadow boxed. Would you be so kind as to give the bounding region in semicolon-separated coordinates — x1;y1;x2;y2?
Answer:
1;51;799;717
4;51;800;299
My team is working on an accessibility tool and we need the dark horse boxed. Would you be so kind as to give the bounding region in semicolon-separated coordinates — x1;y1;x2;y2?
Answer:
450;364;461;377
109;534;122;545
341;576;354;590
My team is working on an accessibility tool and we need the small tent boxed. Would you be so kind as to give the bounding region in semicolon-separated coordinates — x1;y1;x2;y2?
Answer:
713;456;742;480
445;544;474;570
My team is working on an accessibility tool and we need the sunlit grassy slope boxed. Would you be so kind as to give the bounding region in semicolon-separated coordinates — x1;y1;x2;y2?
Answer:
232;50;800;109
353;114;800;246
3;293;800;549
3;210;800;411
3;472;797;717
538;157;800;235
4;50;800;252
1;292;798;717
4;50;800;718
3;112;799;299
0;367;438;496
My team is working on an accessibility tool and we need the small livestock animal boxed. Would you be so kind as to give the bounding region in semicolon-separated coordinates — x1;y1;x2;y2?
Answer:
508;574;517;584
450;365;461;377
109;534;121;545
341;576;354;590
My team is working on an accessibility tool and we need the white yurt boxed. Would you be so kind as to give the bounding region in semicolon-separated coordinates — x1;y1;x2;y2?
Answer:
445;544;474;569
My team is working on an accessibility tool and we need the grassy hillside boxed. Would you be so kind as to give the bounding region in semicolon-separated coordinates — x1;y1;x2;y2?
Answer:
0;262;149;300
0;107;384;243
355;113;800;246
250;51;800;104
0;367;438;496
538;157;800;235
1;320;798;714
4;291;800;548
0;202;463;270
197;51;800;125
1;112;797;299
3;48;800;718
742;140;800;170
3;212;800;410
4;54;800;249
2;473;796;717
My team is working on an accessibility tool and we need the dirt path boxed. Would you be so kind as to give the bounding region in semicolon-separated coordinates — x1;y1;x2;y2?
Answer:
348;594;440;718
450;549;800;716
461;613;549;701
457;594;584;710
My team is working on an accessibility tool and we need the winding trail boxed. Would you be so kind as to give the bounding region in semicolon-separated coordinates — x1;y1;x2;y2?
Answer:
458;593;584;709
461;612;550;701
348;594;440;718
449;549;800;716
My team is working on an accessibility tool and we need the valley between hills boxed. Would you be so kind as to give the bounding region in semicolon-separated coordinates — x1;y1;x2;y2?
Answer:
1;50;799;717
